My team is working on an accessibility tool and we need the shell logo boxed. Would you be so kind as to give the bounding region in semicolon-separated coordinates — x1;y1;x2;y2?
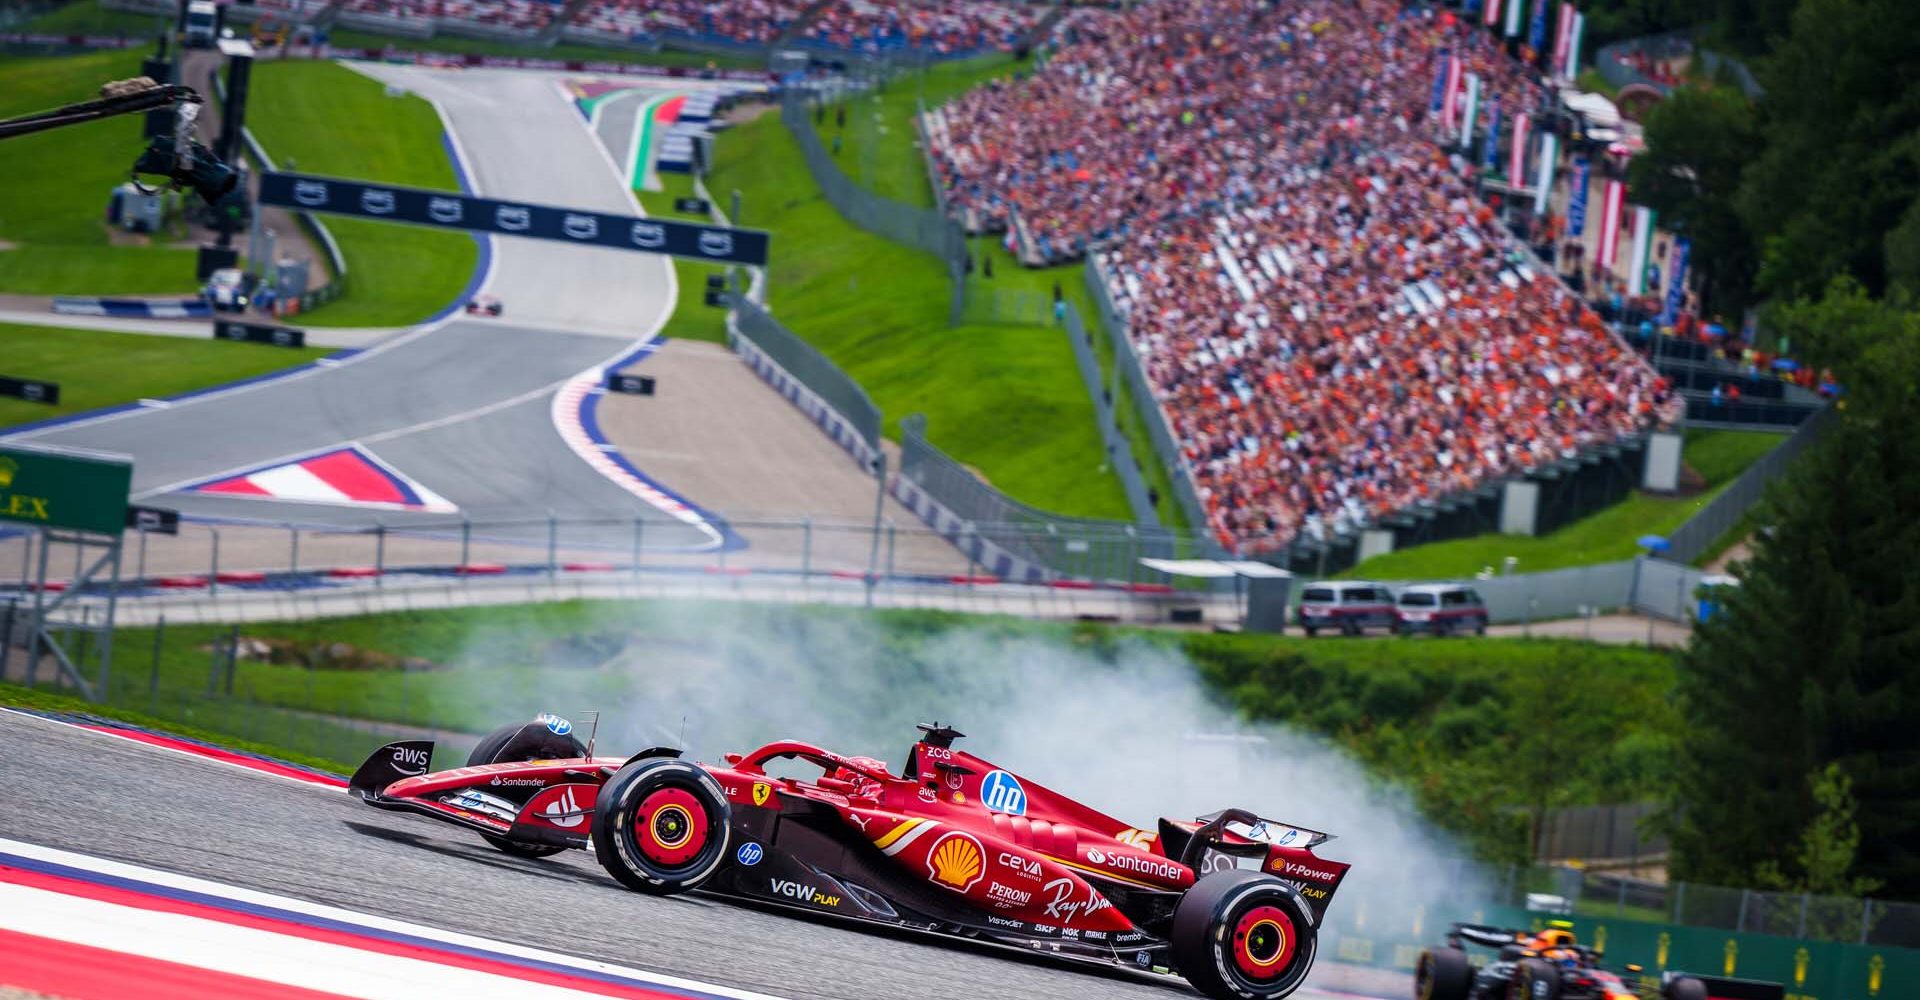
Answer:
926;831;985;893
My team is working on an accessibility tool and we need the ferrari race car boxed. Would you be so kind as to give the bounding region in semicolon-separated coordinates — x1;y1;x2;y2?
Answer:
1415;922;1784;1000
350;716;1354;1000
465;295;503;316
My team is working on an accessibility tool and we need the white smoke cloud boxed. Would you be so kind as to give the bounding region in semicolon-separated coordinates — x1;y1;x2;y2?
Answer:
439;601;1481;928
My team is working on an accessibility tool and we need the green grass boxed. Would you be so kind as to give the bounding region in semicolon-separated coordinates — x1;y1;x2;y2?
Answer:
15;1;169;37
0;50;202;295
322;28;764;71
1342;430;1785;580
636;175;731;345
814;55;1026;209
0;322;331;429
248;60;478;326
88;599;1678;860
0;681;365;775
710;105;1130;519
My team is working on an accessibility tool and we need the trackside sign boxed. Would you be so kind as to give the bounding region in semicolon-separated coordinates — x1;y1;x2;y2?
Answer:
0;445;132;535
258;171;772;266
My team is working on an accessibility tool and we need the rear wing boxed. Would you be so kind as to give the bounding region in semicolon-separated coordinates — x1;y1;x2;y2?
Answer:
348;740;435;801
1162;808;1349;925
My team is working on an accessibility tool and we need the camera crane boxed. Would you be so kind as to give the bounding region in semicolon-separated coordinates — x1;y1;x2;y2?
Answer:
0;77;237;206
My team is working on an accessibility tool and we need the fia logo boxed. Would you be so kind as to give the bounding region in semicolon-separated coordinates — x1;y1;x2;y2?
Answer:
980;770;1027;816
736;842;764;866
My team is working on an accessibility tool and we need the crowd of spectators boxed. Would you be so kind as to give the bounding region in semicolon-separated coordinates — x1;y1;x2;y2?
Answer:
571;0;800;45
802;0;1040;56
344;0;560;30
929;0;1680;554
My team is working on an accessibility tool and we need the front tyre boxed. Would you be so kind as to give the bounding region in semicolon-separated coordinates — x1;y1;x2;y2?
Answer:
1415;947;1472;1000
468;719;588;858
1507;959;1561;1000
1171;870;1317;1000
593;758;731;895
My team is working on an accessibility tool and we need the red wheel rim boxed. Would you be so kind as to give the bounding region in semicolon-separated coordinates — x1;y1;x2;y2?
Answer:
1231;904;1297;981
631;786;708;867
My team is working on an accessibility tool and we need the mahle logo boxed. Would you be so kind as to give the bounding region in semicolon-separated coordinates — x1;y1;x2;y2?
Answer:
0;456;15;489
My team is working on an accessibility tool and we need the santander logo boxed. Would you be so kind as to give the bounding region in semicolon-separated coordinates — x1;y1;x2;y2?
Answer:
540;787;584;829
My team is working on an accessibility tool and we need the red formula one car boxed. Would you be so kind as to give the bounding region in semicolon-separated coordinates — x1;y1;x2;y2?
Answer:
350;716;1353;1000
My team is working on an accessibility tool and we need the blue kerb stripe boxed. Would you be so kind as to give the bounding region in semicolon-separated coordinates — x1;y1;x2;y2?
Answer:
0;848;743;1000
576;339;746;553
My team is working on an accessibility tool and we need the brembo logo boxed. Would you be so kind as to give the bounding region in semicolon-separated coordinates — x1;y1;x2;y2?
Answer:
1279;861;1338;882
389;746;430;776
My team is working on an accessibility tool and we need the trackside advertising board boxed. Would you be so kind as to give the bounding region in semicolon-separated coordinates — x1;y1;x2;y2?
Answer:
258;172;771;266
0;445;132;535
1317;901;1915;1000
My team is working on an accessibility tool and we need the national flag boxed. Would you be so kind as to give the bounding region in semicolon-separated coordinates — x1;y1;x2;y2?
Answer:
1563;12;1585;81
1661;238;1691;325
1553;3;1575;78
1441;57;1463;132
1459;73;1481;149
1430;49;1450;114
1597;178;1625;268
1508;112;1531;187
1505;0;1524;37
1568;157;1591;236
1533;131;1558;215
1483;98;1503;170
1627;205;1658;296
1483;0;1502;28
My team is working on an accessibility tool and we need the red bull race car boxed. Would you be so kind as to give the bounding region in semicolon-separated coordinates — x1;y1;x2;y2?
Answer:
349;716;1353;1000
1415;921;1784;1000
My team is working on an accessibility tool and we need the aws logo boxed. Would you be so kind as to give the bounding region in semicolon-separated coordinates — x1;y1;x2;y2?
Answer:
926;831;984;893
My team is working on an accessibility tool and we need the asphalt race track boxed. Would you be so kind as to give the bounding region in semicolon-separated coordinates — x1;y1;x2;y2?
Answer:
0;711;1375;1000
0;66;934;564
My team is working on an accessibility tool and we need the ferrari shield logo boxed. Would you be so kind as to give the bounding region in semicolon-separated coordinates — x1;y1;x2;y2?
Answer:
752;782;772;807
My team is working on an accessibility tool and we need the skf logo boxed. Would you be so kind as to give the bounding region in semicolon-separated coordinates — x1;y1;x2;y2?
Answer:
926;831;984;893
751;782;772;807
0;457;15;489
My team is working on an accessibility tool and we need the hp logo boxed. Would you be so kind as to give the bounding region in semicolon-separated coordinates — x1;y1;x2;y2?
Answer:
980;770;1027;816
736;842;764;866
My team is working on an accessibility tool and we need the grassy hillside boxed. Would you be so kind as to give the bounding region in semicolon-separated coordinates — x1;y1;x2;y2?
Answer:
708;101;1130;520
0;322;330;429
0;50;201;294
247;60;478;326
67;599;1676;861
635;174;730;345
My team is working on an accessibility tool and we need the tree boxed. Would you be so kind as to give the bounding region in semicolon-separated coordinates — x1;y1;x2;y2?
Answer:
1628;85;1761;315
1755;764;1884;898
1736;0;1920;301
1670;280;1920;898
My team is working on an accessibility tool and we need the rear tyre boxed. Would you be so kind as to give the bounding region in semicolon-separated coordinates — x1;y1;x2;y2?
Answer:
1415;947;1472;1000
1171;870;1317;1000
1662;977;1709;1000
593;758;732;895
468;720;588;858
1507;959;1561;1000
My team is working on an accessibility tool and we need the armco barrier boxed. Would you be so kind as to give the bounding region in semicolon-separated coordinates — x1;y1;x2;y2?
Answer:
1085;255;1218;549
895;413;1185;582
730;297;881;471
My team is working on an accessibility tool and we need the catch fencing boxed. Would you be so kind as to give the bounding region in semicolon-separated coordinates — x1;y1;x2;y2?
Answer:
778;88;969;325
1664;404;1829;564
895;415;1184;582
1085;256;1219;549
730;296;883;471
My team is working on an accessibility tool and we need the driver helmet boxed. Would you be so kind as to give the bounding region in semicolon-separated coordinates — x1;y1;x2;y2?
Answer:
831;755;889;800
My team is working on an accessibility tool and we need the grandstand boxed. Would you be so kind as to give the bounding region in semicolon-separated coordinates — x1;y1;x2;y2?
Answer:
925;0;1682;556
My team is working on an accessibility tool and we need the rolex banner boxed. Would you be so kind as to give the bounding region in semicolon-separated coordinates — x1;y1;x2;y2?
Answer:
0;444;131;535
